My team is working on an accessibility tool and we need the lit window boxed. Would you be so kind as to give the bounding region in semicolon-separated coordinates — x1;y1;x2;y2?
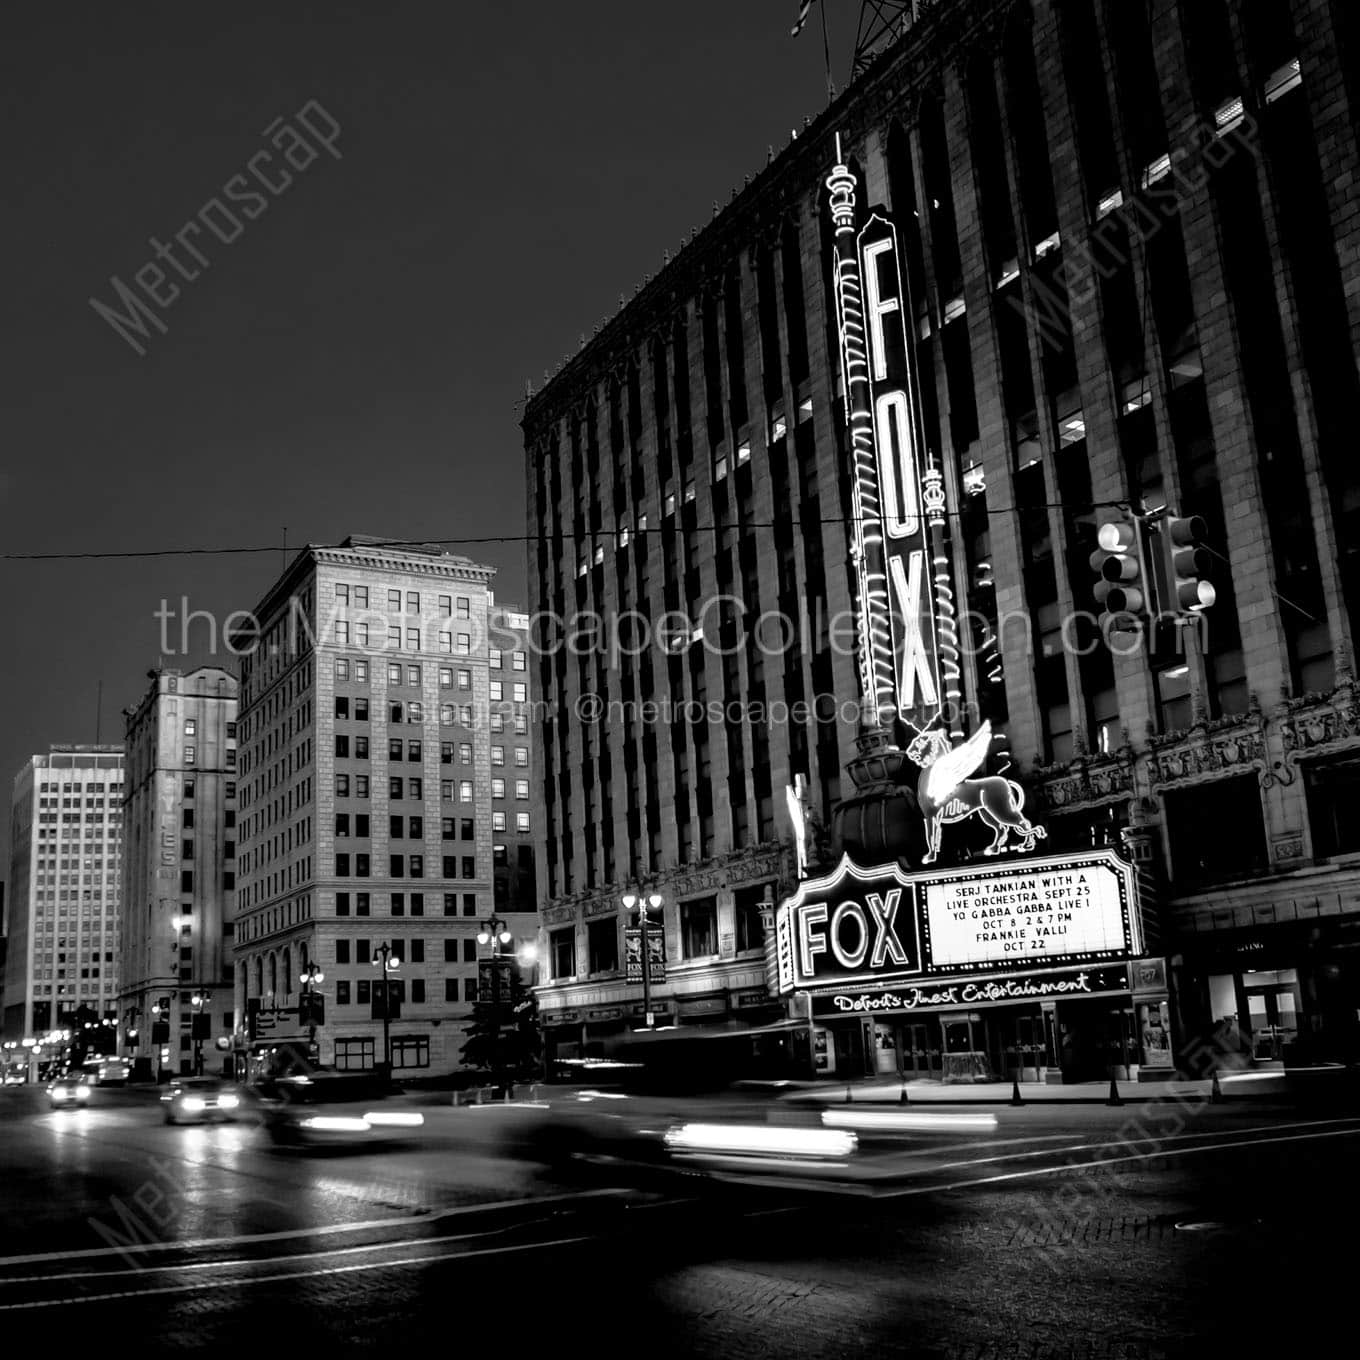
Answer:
492;779;506;799
490;681;503;701
439;667;453;687
713;455;727;482
491;746;505;766
515;780;529;800
388;663;402;684
458;669;471;691
514;747;528;767
456;598;470;618
489;649;502;669
456;634;471;655
184;746;195;766
512;652;526;671
736;441;750;465
459;780;473;803
515;813;529;833
492;811;506;832
184;719;196;736
512;684;526;702
438;632;452;653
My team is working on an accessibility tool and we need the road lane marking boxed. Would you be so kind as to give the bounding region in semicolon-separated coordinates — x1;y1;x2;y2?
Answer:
873;1125;1360;1198
0;1187;634;1269
871;1116;1360;1176
0;1235;604;1310
0;1194;697;1288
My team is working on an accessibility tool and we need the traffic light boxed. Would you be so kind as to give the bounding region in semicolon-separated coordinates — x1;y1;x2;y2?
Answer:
1160;515;1216;614
1090;519;1146;622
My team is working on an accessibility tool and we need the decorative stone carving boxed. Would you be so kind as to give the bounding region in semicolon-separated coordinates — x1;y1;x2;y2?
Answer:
1035;754;1134;813
1279;680;1360;769
1270;834;1305;864
1145;709;1276;790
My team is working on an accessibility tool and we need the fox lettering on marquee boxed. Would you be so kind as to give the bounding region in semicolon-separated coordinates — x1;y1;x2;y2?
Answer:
858;213;942;731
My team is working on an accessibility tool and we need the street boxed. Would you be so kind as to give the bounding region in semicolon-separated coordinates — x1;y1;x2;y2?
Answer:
1;1083;1358;1356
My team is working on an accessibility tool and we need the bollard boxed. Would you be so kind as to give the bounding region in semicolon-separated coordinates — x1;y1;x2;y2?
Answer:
845;1082;853;1103
899;1076;909;1105
1011;1078;1024;1107
1210;1069;1223;1103
1106;1074;1124;1107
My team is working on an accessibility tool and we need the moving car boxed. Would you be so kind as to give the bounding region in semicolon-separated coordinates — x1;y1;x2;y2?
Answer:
48;1074;91;1109
161;1076;242;1124
256;1073;425;1148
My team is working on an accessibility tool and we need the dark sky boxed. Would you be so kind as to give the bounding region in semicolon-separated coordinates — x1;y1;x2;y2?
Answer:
0;1;859;879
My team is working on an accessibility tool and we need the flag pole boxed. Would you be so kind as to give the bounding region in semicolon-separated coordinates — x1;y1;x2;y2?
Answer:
820;0;836;104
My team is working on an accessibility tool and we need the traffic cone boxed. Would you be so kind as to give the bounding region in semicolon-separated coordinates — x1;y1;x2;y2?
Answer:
1106;1073;1124;1106
899;1077;909;1105
1011;1078;1024;1106
845;1082;853;1103
1210;1069;1223;1103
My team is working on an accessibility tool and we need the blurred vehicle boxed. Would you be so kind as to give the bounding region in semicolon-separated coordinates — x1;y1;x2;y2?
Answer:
256;1073;425;1148
48;1074;91;1109
3;1071;28;1086
161;1076;242;1125
483;1088;862;1192
82;1056;132;1086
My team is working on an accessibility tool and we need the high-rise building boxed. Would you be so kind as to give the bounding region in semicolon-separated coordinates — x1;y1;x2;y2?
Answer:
522;0;1360;1070
118;667;239;1077
233;536;536;1077
3;746;125;1043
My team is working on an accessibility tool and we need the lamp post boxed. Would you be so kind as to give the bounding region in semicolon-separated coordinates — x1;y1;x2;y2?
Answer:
300;963;325;1056
190;990;212;1076
622;889;663;1029
477;916;514;1095
372;943;400;1079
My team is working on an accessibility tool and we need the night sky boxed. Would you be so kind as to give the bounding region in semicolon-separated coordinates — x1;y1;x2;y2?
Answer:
0;1;859;879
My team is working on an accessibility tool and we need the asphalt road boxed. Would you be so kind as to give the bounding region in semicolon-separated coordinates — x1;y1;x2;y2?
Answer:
2;1083;1358;1357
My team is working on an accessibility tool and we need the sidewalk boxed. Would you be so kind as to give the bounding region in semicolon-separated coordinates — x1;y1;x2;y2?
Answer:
758;1066;1359;1105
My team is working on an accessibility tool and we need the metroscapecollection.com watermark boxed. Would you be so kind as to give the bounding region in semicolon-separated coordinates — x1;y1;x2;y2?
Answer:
89;100;342;357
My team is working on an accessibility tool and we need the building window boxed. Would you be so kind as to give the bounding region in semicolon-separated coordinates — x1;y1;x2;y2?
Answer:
587;918;619;974
445;978;460;1003
391;893;405;916
492;811;506;832
457;597;470;618
335;814;350;838
512;651;526;671
184;746;195;766
389;737;404;761
356;893;371;916
184;780;195;799
462;856;475;878
515;780;529;800
336;893;351;916
459;743;473;764
514;748;528;767
515;813;529;833
355;660;368;681
409;855;424;878
490;681;503;702
444;894;458;916
460;780;473;803
335;854;350;877
392;1036;429;1069
439;595;452;616
491;746;505;766
464;979;478;1001
408;740;422;762
443;856;458;878
357;978;372;1003
464;893;477;916
440;667;454;688
734;884;768;953
456;634;471;655
334;1037;375;1071
411;893;424;916
512;684;527;702
490;648;502;669
1305;758;1360;858
550;927;576;980
390;777;403;799
335;939;351;963
336;980;351;1006
335;658;350;680
680;896;718;959
1165;776;1268;884
458;669;472;691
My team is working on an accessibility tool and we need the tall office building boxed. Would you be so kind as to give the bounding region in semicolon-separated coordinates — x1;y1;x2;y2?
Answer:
118;667;239;1077
3;747;125;1042
233;536;536;1076
523;0;1360;1069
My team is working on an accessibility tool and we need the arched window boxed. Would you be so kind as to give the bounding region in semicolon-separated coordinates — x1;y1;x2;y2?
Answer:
282;949;291;998
268;954;277;998
254;957;263;997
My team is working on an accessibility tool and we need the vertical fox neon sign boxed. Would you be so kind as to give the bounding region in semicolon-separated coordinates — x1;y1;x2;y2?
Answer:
828;139;944;735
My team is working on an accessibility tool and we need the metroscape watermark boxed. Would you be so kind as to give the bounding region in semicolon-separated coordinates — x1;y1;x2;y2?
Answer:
153;592;1209;669
89;99;343;357
1014;108;1262;357
87;1155;190;1271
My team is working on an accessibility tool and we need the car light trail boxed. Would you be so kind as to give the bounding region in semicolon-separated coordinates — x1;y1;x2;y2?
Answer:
821;1109;999;1132
663;1123;858;1159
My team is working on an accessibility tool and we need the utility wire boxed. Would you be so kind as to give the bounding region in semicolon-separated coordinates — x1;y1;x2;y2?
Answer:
0;500;1143;562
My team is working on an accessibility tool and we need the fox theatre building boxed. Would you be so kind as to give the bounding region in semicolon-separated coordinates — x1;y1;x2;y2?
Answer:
774;850;1171;1084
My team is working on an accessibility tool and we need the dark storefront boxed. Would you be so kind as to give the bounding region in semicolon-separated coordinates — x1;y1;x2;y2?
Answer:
1174;916;1360;1067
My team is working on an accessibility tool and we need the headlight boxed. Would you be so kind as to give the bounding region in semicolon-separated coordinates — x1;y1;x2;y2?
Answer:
180;1096;206;1113
299;1116;371;1131
663;1123;858;1160
217;1094;240;1110
361;1111;424;1127
76;1086;90;1100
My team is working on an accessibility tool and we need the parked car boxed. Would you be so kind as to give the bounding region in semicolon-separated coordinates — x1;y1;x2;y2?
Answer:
256;1073;425;1148
48;1074;92;1109
161;1076;242;1125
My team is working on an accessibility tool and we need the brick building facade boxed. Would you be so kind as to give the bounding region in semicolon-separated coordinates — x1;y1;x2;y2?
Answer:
522;0;1360;1071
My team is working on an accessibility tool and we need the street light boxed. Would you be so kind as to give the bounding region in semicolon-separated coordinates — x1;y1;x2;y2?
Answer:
477;916;514;954
190;990;212;1077
372;943;400;1078
300;963;325;1052
622;889;663;1029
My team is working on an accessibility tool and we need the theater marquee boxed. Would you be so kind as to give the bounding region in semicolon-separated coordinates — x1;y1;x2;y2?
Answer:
774;849;1141;994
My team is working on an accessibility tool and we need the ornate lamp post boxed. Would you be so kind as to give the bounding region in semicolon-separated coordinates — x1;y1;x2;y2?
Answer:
622;889;664;1029
372;943;400;1077
300;962;325;1051
190;990;212;1076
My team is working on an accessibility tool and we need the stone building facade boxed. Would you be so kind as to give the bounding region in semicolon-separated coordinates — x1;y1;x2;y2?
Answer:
232;537;536;1077
522;0;1360;1070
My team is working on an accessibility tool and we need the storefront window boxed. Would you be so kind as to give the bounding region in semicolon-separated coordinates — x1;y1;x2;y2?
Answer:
680;896;718;959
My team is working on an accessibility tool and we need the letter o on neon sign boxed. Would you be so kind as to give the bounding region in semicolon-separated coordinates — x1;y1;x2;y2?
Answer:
830;901;869;969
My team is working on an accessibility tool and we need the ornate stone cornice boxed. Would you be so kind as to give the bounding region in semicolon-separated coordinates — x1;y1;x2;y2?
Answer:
1278;679;1360;765
1034;752;1136;814
1145;707;1277;792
